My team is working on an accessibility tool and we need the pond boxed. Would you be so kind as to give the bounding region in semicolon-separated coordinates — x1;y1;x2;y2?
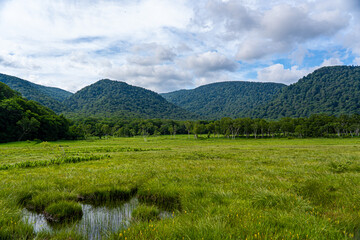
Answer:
22;197;172;239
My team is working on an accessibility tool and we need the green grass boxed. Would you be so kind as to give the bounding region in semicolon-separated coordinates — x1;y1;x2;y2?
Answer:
44;201;83;223
132;205;160;222
0;136;360;239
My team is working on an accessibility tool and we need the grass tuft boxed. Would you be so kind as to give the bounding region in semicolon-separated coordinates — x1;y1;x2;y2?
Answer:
0;154;111;170
132;204;160;222
138;187;182;211
77;186;138;204
44;201;83;223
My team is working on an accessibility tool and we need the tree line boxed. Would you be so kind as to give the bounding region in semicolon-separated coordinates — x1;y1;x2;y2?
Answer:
0;82;71;143
68;114;360;139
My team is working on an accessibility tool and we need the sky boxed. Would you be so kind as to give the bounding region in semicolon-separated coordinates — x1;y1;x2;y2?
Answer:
0;0;359;93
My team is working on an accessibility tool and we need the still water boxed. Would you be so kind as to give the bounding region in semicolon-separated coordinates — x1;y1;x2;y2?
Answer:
23;197;169;239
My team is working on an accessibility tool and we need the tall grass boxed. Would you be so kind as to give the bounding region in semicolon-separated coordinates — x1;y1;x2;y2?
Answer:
0;154;110;170
0;136;359;239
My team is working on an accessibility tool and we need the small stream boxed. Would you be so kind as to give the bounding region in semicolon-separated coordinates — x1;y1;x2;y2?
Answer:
22;197;171;239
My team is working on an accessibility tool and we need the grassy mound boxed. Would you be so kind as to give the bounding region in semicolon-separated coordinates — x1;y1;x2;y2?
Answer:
44;201;83;223
132;205;160;222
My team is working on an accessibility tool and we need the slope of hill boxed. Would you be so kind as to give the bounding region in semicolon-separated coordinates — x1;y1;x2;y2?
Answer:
63;79;195;119
252;66;360;119
0;82;70;142
0;73;72;112
161;81;286;119
0;81;20;101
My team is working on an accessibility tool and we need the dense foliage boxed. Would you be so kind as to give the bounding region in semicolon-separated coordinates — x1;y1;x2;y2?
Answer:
63;79;195;120
69;114;360;139
0;82;71;142
0;73;72;112
0;81;20;100
161;81;285;119
253;66;360;119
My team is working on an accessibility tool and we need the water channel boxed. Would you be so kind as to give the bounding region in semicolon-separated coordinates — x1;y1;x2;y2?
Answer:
22;197;171;239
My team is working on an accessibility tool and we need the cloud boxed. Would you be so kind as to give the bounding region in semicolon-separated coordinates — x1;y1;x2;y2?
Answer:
257;64;309;85
261;4;349;42
236;38;288;61
192;0;258;36
257;57;345;85
0;0;359;93
0;0;193;92
235;3;350;61
0;53;40;70
104;64;193;93
320;58;344;67
127;43;176;66
181;51;239;75
290;46;309;65
354;57;360;65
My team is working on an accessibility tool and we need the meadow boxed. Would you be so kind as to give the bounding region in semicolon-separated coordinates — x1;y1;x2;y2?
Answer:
0;136;359;239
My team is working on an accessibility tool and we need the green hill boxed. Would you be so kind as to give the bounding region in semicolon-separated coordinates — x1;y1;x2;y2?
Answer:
63;79;195;119
0;81;20;101
161;81;286;119
0;73;72;112
253;66;360;119
0;82;70;142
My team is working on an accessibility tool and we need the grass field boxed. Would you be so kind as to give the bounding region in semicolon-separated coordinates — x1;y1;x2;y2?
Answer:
0;136;360;239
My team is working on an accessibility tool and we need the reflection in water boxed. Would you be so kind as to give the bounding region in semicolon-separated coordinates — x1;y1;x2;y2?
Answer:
23;198;138;240
22;197;172;239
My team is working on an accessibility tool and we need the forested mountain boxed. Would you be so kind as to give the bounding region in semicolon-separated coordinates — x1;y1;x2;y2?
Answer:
0;82;71;142
2;65;360;122
0;81;20;100
0;73;72;112
161;81;286;119
63;79;195;119
252;66;360;119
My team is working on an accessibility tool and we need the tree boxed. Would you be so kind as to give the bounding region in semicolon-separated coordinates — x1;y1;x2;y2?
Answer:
94;123;104;139
184;121;192;138
192;122;205;139
17;116;40;141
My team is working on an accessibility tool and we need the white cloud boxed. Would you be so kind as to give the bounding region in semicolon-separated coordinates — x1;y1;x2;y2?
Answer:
353;57;360;65
257;64;309;85
104;64;193;93
235;3;350;61
0;0;358;93
236;37;287;61
320;58;344;67
127;44;176;66
290;46;309;65
257;57;345;85
181;51;238;75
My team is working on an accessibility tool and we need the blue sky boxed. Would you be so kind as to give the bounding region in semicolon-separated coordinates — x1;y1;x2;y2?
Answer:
0;0;359;93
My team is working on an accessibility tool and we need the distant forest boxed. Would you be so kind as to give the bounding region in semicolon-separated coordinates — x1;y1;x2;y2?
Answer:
69;114;360;139
0;82;71;143
2;66;360;142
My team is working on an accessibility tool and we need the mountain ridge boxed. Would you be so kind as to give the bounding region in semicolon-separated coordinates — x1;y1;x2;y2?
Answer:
2;65;360;120
63;79;196;119
0;73;72;112
161;81;286;119
251;66;360;119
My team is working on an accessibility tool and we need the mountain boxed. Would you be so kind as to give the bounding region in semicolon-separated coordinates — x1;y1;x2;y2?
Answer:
161;81;286;119
0;81;20;101
252;66;360;119
63;79;195;119
0;82;70;142
0;73;72;112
